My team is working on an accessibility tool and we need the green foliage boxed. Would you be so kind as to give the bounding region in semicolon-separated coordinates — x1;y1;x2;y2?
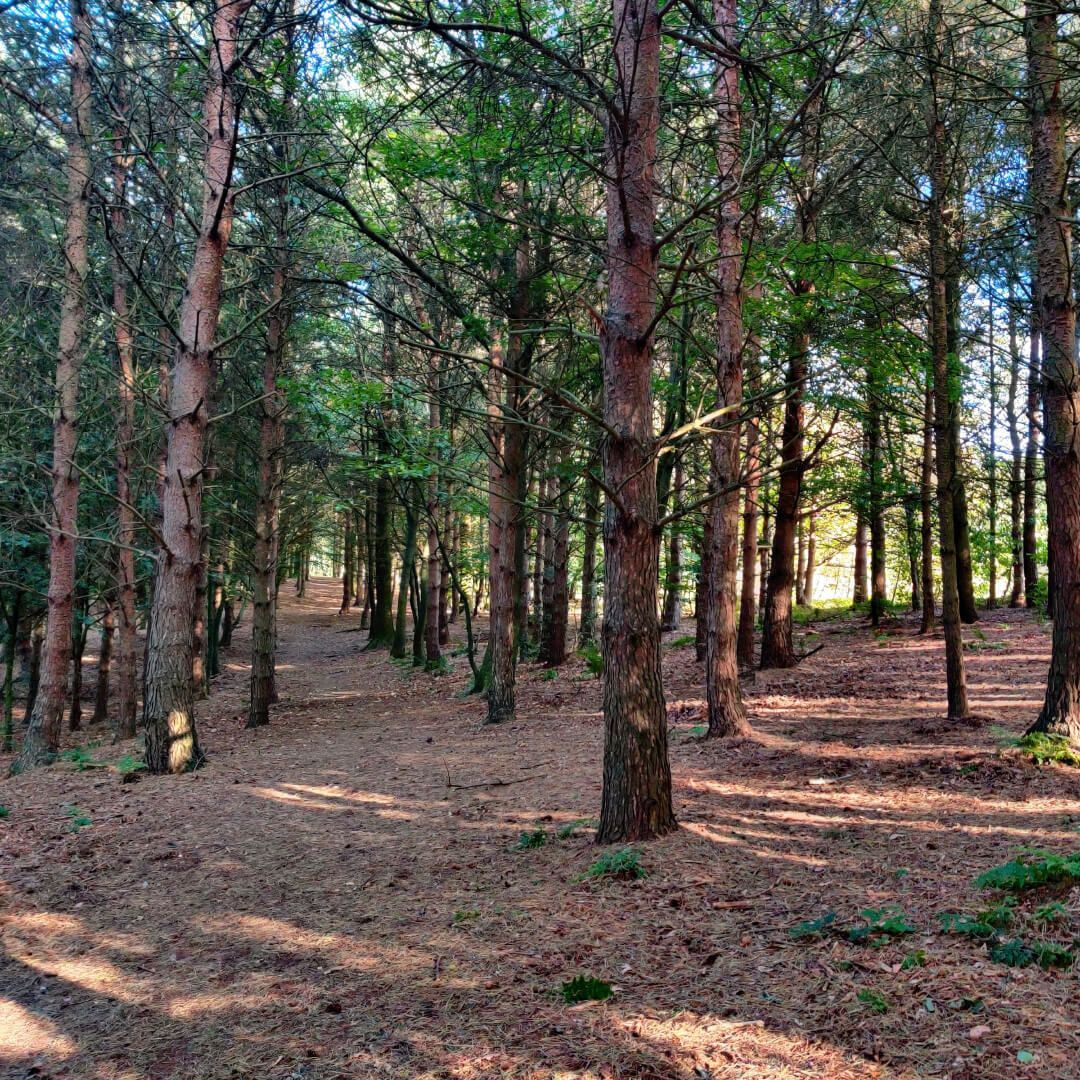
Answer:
579;848;645;882
115;753;146;778
1014;732;1080;768
540;668;558;681
560;976;612;1004
938;911;997;939
63;805;91;832
976;851;1080;893
62;746;94;771
856;988;890;1014
452;909;481;926
556;818;597;840
668;635;696;648
578;643;603;677
845;906;917;945
1034;901;1068;925
0;805;9;819
516;828;548;850
789;912;837;940
901;949;927;970
975;896;1017;929
988;938;1036;968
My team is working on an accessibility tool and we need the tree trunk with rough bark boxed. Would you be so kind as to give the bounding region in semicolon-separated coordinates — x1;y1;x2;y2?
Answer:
92;600;114;725
705;0;748;739
1024;291;1041;607
142;0;252;773
596;0;674;843
1026;2;1080;741
925;0;970;720
15;0;93;770
920;365;936;632
578;471;599;648
1006;279;1024;607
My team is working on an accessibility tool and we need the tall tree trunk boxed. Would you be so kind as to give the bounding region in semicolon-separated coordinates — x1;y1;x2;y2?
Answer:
597;0;674;842
340;514;353;614
987;293;998;608
795;514;807;608
3;594;23;752
92;599;114;725
1006;279;1025;607
920;365;936;632
736;299;763;668
705;0;748;738
425;368;442;668
1026;2;1080;741
69;593;88;732
1024;286;1041;607
578;470;600;648
803;510;817;607
853;515;869;605
108;0;138;740
142;0;252;773
391;499;418;660
759;67;821;670
695;516;711;663
542;460;571;666
945;272;978;623
868;357;887;626
16;0;93;769
926;0;970;719
660;459;683;631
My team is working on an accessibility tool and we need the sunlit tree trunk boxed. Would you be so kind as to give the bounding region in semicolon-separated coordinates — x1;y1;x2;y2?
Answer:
143;0;253;773
1024;289;1041;607
1026;1;1080;741
852;514;868;605
925;0;969;719
596;0;674;842
578;470;599;648
736;300;762;668
920;365;936;632
660;459;683;632
92;599;114;725
15;0;93;770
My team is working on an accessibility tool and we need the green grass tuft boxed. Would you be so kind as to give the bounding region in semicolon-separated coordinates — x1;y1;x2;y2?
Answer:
561;975;612;1003
516;828;548;850
976;851;1080;893
579;847;645;882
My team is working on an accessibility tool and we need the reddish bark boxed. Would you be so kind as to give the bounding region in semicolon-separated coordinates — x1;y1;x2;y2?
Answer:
143;0;253;773
705;0;749;739
1026;3;1080;741
596;0;674;843
15;0;93;770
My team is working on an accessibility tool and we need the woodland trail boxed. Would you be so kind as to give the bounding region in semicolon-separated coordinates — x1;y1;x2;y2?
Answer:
2;580;1079;1079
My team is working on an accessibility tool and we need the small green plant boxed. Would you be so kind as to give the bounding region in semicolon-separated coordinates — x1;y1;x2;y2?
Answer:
901;949;928;970
579;847;645;882
516;828;548;850
556;818;597;840
540;668;558;681
939;911;997;940
856;988;889;1014
1015;732;1080;768
62;746;94;771
976;851;1080;893
1034;901;1068;925
63;805;91;832
115;753;146;778
976;896;1017;929
452;909;481;926
845;906;917;945
687;724;706;737
579;643;603;677
0;805;9;819
989;938;1036;968
668;635;696;648
561;975;613;1004
789;912;838;940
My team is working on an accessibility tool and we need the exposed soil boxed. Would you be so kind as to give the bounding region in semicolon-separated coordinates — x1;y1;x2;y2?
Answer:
2;582;1079;1079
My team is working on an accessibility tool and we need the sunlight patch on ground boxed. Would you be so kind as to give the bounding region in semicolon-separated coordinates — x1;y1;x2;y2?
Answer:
0;998;76;1061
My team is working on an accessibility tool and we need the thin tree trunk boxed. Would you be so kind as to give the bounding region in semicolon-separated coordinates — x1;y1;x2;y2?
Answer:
926;0;970;719
109;0;138;740
853;514;869;605
425;369;442;668
15;0;93;770
705;0;748;738
1006;279;1025;607
804;510;817;607
578;470;599;648
3;594;23;752
868;357;887;626
1026;2;1080;741
660;460;683;631
142;0;252;773
920;365;936;632
92;600;114;725
736;300;763;668
391;499;418;660
1024;287;1041;607
69;593;88;732
987;293;998;608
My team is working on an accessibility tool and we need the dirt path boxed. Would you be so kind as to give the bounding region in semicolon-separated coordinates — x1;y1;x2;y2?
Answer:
2;582;1079;1079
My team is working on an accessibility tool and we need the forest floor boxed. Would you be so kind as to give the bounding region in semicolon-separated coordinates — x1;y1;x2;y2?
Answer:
2;581;1080;1080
